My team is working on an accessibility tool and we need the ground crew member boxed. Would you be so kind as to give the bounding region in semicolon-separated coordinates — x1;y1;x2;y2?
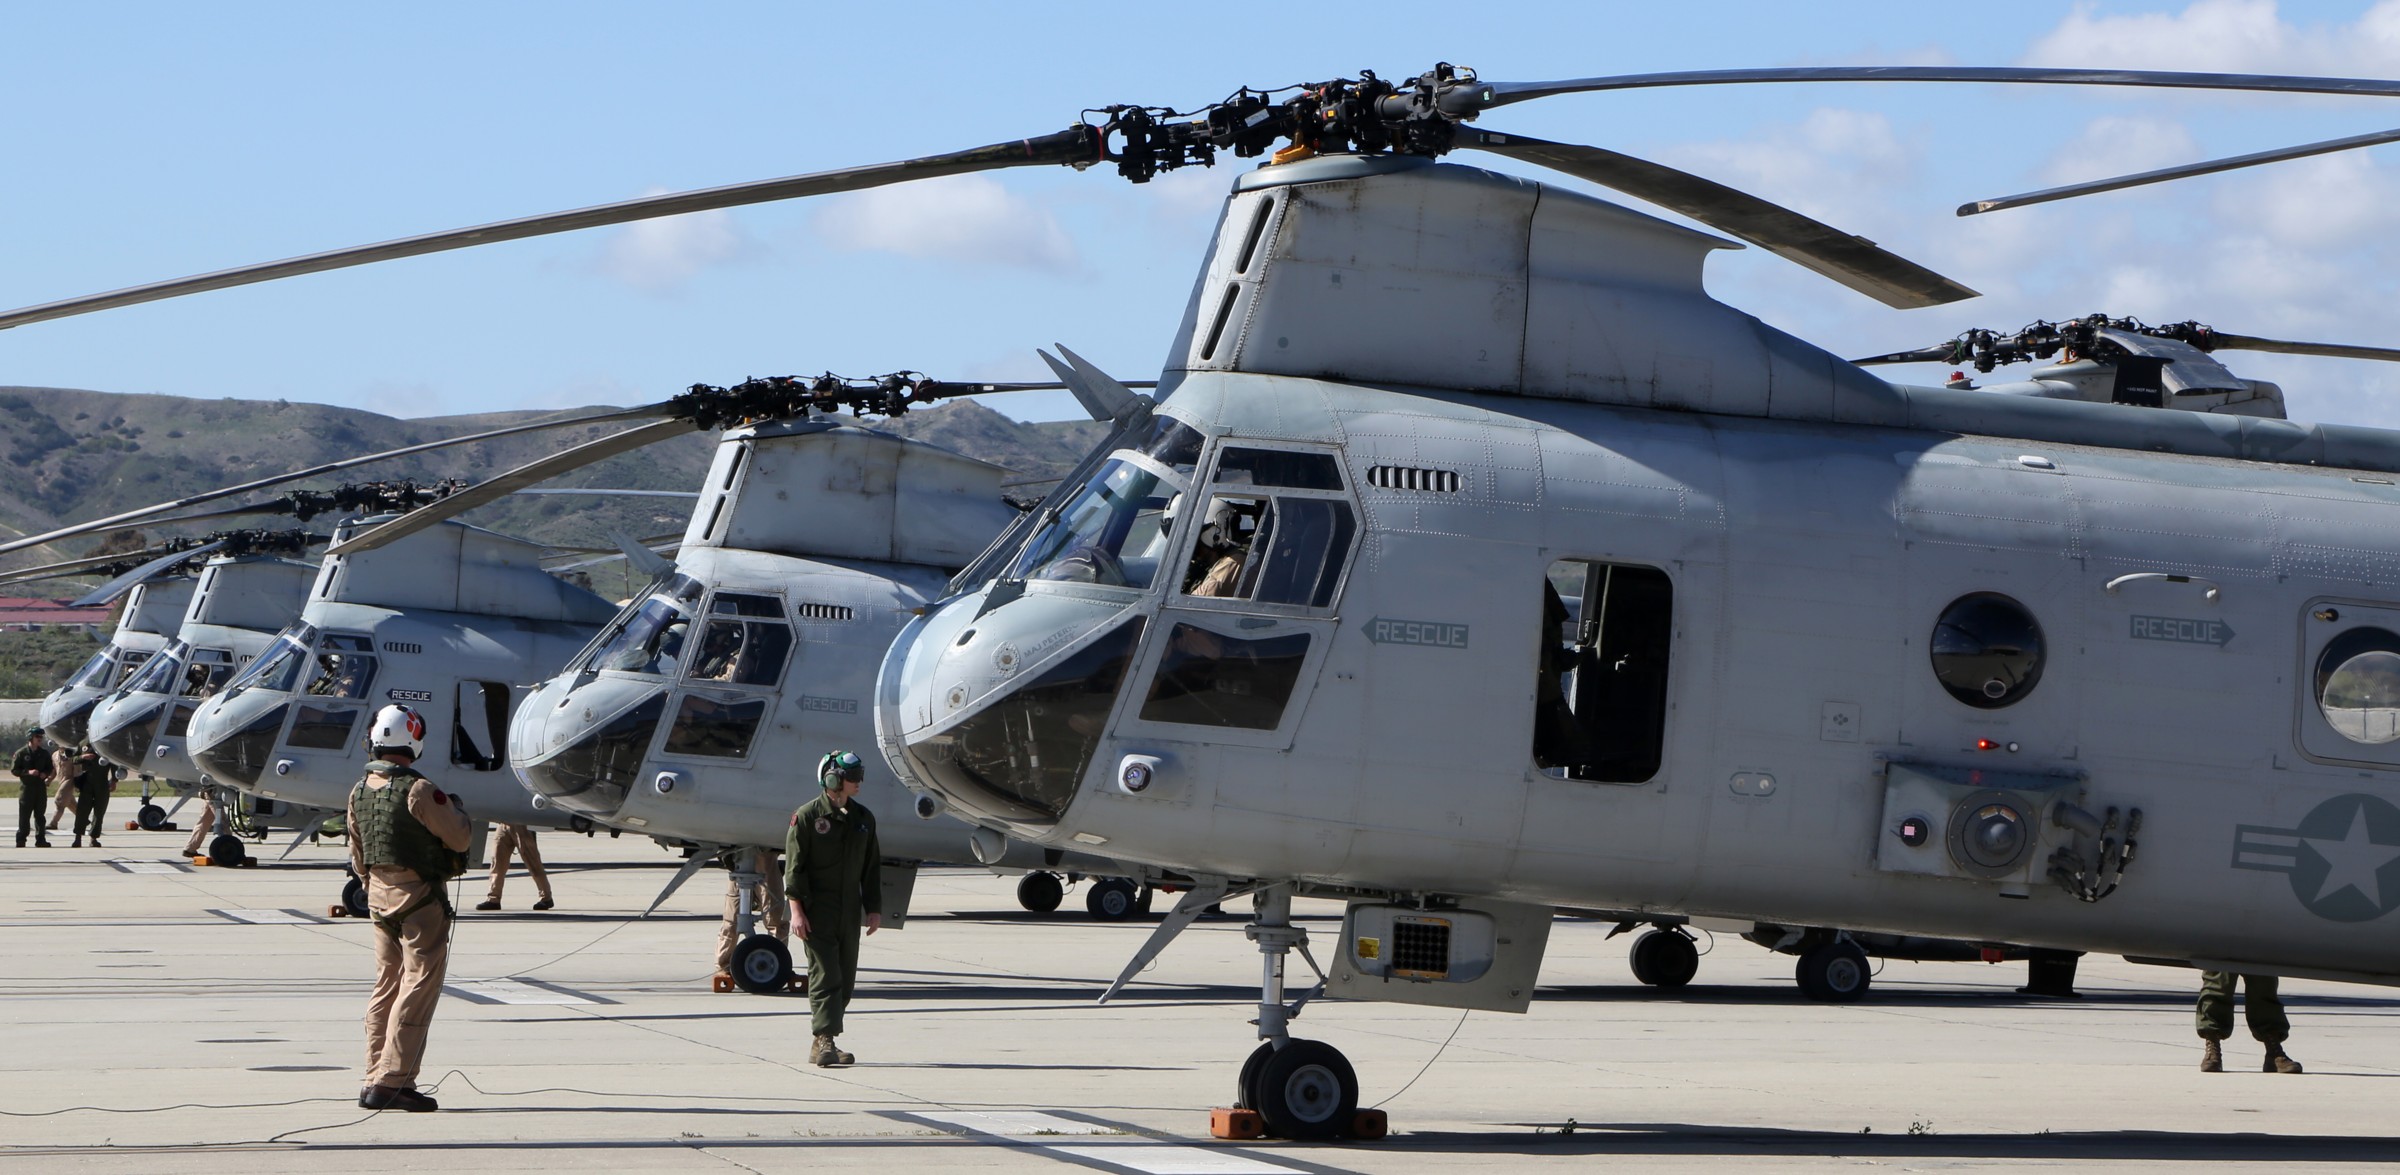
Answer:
2197;971;2303;1073
181;785;218;858
13;730;53;848
346;705;472;1112
475;822;553;911
68;743;114;848
785;750;881;1067
715;847;788;979
46;740;80;831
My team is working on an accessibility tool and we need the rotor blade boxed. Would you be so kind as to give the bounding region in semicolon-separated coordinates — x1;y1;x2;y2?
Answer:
69;539;227;608
516;488;701;498
1457;127;1978;308
326;418;700;556
0;546;190;586
0;405;670;558
0;130;1099;332
1479;66;2400;110
1849;344;1969;366
1961;125;2400;215
2206;332;2400;363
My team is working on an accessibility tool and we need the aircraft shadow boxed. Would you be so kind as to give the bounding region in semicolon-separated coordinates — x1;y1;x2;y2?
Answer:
1399;1123;2400;1163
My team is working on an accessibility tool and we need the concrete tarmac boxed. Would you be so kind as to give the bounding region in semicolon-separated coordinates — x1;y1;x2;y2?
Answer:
5;827;2400;1173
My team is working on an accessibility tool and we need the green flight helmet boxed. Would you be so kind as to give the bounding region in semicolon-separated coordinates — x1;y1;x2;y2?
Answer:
819;750;865;790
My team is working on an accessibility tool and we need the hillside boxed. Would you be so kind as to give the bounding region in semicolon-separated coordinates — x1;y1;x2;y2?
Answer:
0;387;1117;591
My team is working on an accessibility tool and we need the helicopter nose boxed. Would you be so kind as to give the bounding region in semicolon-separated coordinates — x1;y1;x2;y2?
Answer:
187;695;288;787
39;689;101;746
879;586;1147;828
513;679;668;820
91;696;167;771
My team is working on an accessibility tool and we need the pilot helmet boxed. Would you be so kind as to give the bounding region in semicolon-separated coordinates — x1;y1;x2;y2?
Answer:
368;704;427;759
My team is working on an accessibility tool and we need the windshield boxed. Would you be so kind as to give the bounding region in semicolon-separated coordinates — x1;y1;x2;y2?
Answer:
588;596;695;676
65;649;115;690
117;642;187;699
221;622;318;699
1006;458;1181;589
953;412;1204;595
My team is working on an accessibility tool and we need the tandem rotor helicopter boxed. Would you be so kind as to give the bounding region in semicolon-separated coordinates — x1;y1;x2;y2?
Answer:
16;62;2400;1140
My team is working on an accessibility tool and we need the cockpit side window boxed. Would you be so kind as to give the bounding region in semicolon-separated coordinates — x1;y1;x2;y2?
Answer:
1178;494;1355;607
305;634;379;698
111;650;152;688
181;649;235;698
686;592;795;688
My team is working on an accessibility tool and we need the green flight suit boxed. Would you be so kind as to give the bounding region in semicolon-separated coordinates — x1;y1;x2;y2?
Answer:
784;792;881;1037
2196;971;2289;1043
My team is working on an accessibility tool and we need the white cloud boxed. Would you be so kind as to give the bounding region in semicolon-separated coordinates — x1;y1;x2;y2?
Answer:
812;175;1079;273
2024;0;2400;74
596;202;758;293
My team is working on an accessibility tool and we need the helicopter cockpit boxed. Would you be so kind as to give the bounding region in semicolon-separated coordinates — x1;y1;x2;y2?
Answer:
89;638;241;772
188;620;389;784
881;401;1359;830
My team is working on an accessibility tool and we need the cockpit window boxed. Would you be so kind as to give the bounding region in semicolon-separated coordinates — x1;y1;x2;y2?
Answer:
1179;494;1355;607
65;650;116;690
111;651;152;688
181;649;235;698
1213;446;1344;491
690;614;793;687
222;622;318;699
909;618;1147;824
305;634;379;698
120;643;187;698
1007;458;1183;589
589;595;695;676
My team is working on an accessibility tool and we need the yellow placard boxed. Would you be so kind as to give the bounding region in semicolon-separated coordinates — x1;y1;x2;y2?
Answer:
1356;937;1380;960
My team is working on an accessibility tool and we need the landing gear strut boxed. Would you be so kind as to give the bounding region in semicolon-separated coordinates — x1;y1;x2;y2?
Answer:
1233;887;1360;1139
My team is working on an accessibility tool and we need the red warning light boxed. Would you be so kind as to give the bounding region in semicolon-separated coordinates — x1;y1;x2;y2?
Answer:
1975;738;1998;751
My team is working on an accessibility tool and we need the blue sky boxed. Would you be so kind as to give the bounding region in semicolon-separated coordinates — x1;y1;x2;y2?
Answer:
9;1;2400;426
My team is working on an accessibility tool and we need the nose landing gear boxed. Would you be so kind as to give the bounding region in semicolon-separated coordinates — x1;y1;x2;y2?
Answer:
1230;887;1373;1140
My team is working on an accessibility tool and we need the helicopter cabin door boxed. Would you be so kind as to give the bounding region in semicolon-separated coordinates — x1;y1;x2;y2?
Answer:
1117;444;1359;766
452;680;513;772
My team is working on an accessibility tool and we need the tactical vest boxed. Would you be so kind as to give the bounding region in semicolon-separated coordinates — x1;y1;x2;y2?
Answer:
352;762;464;885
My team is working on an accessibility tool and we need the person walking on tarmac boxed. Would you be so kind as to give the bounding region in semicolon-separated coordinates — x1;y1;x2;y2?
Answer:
68;743;115;848
182;784;219;858
2197;971;2304;1073
785;750;881;1067
13;729;53;848
46;739;80;832
715;846;787;981
476;822;553;911
346;705;472;1112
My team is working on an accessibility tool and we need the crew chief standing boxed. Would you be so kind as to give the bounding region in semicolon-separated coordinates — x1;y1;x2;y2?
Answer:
13;730;53;848
785;750;881;1067
347;705;472;1112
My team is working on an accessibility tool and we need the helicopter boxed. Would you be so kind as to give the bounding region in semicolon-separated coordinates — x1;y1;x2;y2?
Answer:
17;61;2400;1143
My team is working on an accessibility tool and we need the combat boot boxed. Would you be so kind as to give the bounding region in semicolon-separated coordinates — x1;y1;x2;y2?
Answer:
829;1038;855;1066
2263;1043;2303;1074
811;1035;837;1067
2200;1040;2223;1072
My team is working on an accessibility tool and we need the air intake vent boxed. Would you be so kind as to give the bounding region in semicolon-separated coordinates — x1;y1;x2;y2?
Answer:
1367;465;1462;493
794;603;854;622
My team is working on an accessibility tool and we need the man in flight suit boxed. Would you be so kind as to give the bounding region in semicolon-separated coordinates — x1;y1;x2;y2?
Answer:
785;750;881;1066
13;730;53;848
475;822;553;911
47;739;81;832
2197;971;2303;1073
346;705;472;1112
68;743;114;848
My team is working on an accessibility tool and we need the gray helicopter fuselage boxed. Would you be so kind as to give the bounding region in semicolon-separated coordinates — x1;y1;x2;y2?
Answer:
882;153;2400;991
88;554;316;787
184;517;613;829
41;576;193;746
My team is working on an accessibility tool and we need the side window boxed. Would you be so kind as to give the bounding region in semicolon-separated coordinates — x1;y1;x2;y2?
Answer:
688;592;794;687
1138;623;1312;730
452;681;512;771
1533;559;1674;784
663;694;770;758
305;634;379;698
288;703;361;751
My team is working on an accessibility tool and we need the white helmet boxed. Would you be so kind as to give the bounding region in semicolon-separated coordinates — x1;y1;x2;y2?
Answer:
368;704;427;758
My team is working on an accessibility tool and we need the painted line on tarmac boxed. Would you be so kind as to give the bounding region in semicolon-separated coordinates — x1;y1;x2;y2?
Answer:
110;859;189;874
211;908;324;924
905;1110;1321;1175
446;978;608;1005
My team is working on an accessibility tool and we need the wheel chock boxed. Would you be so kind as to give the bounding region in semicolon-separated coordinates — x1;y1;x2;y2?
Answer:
1348;1109;1389;1141
122;820;139;831
328;905;350;918
711;972;736;993
1209;1107;1265;1140
193;855;213;867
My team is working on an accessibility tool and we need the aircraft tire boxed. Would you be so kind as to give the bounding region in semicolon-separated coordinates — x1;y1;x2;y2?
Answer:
1016;871;1064;913
1235;1040;1274;1108
208;834;247;868
1632;929;1698;989
341;875;370;919
1796;940;1871;1002
1086;877;1139;921
136;803;166;830
730;934;793;995
1251;1039;1358;1140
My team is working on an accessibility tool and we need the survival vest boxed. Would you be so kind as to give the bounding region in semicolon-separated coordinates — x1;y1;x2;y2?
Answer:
352;761;466;886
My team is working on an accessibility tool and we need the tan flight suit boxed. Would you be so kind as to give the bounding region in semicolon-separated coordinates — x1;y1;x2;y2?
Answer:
346;759;472;1093
46;747;78;830
715;848;789;972
182;788;217;856
484;823;551;905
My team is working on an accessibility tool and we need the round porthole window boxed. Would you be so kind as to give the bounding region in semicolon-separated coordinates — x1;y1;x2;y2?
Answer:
2316;627;2400;745
1930;592;2045;709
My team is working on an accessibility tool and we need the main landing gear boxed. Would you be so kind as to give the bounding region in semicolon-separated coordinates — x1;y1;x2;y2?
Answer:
724;857;794;995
